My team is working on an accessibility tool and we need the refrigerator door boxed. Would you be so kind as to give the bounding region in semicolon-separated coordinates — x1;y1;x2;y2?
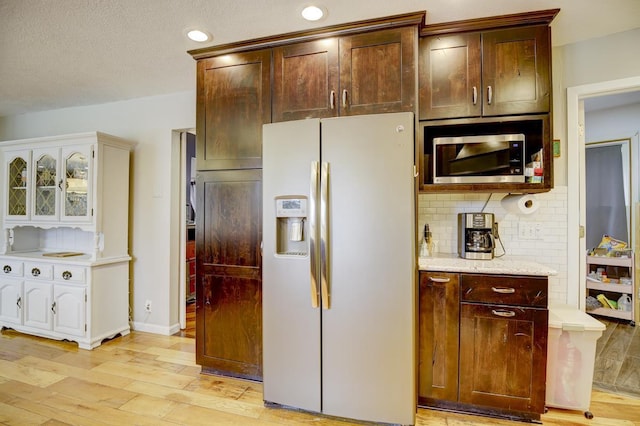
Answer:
320;112;416;425
262;119;321;412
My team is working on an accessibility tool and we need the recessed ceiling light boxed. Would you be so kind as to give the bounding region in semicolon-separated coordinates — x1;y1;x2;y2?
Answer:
186;29;211;43
301;5;325;21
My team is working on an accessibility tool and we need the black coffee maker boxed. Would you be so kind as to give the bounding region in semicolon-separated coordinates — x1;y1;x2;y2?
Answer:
458;212;495;260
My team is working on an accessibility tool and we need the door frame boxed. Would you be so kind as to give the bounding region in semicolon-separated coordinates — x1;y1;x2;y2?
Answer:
171;128;195;331
567;76;640;310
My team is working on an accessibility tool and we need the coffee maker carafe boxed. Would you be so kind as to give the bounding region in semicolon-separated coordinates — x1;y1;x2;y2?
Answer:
458;213;495;260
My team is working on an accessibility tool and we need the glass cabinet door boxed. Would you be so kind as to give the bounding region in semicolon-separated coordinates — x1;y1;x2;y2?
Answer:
6;153;29;218
33;152;58;219
61;149;91;221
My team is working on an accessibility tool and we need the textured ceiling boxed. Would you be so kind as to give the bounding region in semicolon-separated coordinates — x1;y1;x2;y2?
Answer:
1;0;639;117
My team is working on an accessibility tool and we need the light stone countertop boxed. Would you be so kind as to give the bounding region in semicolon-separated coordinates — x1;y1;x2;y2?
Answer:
418;253;557;276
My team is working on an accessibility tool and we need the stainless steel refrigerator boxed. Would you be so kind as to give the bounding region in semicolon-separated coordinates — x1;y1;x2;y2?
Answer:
262;112;415;425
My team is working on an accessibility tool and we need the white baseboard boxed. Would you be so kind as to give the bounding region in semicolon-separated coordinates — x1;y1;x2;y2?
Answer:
131;321;182;336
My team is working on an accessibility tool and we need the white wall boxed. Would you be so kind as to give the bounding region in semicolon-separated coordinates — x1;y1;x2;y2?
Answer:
551;28;640;188
0;91;195;334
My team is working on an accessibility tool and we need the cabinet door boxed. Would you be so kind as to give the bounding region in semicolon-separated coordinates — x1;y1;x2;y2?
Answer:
459;303;548;413
339;27;416;116
419;33;481;119
53;284;86;337
482;25;551;116
272;38;339;122
196;50;271;170
195;169;262;380
31;148;60;222
0;279;23;325
60;145;92;223
418;272;459;402
23;281;53;331
4;149;30;221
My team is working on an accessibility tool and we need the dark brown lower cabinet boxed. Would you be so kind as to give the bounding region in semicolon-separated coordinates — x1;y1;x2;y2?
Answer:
418;272;459;402
418;271;548;421
459;302;548;414
195;169;262;381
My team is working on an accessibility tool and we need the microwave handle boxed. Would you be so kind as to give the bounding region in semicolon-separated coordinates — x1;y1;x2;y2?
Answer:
472;86;477;105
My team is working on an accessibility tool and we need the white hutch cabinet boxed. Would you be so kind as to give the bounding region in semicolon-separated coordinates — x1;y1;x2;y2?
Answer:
0;132;135;349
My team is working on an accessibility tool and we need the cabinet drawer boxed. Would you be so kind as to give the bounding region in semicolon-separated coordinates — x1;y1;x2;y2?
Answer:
54;265;86;284
460;274;547;307
24;262;54;280
0;259;23;277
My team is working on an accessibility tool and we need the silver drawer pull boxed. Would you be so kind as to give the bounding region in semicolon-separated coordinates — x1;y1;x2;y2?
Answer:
31;268;41;277
491;287;515;294
3;265;11;273
492;309;516;318
429;277;451;283
62;271;72;280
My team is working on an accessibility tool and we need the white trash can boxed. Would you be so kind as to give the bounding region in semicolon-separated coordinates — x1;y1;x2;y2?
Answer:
546;304;606;419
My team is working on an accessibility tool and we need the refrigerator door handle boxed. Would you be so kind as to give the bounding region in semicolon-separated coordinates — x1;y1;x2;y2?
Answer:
320;161;330;309
309;161;320;308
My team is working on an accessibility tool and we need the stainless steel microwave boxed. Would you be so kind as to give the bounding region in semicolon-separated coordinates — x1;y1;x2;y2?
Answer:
433;134;525;184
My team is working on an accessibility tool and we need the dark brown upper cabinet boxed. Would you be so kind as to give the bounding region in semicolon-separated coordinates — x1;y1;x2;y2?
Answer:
420;25;551;120
272;39;339;121
272;26;417;122
195;49;271;170
417;9;559;194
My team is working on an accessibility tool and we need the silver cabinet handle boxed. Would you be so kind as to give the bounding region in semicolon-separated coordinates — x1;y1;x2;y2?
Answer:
31;267;41;277
62;271;72;280
472;86;477;105
492;309;515;318
309;161;320;308
491;287;515;294
330;90;335;110
342;89;347;108
3;265;11;274
428;277;451;283
487;85;493;105
51;301;57;314
320;162;330;310
16;296;21;309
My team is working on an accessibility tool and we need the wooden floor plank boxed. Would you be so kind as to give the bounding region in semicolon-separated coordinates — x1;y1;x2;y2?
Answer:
47;377;137;409
91;360;195;389
0;358;66;387
118;393;184;419
16;355;132;389
124;379;264;419
0;400;50;425
7;394;109;426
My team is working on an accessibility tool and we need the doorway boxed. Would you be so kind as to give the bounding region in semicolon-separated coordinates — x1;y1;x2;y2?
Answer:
566;76;640;311
568;78;640;397
173;129;196;338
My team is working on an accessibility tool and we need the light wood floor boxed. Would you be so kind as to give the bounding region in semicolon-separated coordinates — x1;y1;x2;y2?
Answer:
1;329;639;426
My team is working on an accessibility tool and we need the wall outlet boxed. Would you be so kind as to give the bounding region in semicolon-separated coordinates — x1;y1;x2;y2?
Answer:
145;300;152;313
518;222;543;240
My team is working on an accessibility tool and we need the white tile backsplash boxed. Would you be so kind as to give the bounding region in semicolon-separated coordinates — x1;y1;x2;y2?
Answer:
418;186;568;303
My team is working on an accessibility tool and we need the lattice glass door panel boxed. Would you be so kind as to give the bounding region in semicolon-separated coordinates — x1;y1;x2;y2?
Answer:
8;157;28;216
64;152;88;217
34;154;57;217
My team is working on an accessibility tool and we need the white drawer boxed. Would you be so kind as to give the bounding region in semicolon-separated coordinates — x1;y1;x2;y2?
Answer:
0;259;23;277
54;265;86;284
24;262;54;280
